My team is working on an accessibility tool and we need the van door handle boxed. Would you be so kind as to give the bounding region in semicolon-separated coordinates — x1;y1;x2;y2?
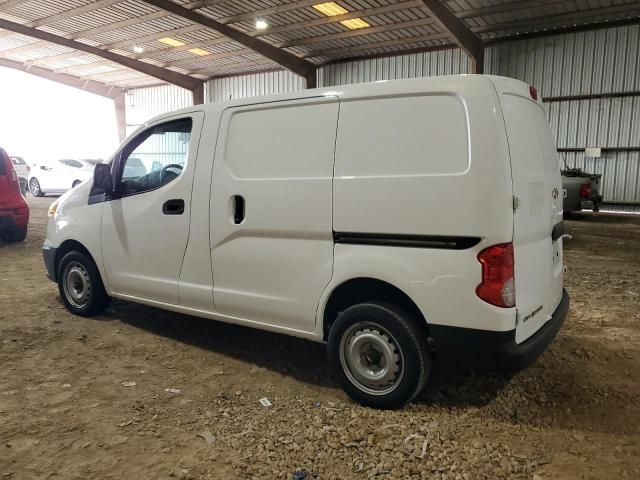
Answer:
232;195;245;224
162;199;184;215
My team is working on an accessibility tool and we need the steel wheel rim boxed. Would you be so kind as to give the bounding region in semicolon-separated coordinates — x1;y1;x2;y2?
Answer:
62;262;91;308
339;321;405;396
29;179;40;196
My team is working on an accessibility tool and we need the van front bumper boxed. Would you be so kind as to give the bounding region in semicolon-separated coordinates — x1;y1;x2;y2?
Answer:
42;245;57;281
430;289;570;372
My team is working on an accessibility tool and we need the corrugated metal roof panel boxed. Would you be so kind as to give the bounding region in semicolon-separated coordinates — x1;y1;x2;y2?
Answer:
0;0;639;89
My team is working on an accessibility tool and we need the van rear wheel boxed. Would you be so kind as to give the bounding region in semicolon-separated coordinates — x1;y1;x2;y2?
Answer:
327;302;430;409
57;251;110;316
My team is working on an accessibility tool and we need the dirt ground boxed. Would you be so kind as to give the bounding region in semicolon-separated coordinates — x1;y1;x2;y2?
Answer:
1;197;638;480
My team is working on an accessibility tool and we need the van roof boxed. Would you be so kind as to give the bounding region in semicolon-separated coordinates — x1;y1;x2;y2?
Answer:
141;74;532;129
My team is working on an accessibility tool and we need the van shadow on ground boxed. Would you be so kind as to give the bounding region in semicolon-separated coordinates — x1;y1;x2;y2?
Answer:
99;298;516;408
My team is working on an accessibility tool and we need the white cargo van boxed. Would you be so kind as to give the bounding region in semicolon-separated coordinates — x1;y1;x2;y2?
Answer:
43;75;569;408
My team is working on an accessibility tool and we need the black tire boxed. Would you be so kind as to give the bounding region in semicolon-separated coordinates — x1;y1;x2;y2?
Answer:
1;226;27;243
327;302;431;409
29;177;44;197
57;250;110;316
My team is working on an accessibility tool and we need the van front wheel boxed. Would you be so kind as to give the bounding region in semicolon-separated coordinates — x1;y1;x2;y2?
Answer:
57;251;110;316
327;302;430;409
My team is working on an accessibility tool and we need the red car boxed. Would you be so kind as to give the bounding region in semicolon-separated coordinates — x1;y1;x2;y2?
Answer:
0;148;29;243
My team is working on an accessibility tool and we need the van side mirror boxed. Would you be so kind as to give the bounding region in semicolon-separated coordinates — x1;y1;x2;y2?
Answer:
92;163;113;194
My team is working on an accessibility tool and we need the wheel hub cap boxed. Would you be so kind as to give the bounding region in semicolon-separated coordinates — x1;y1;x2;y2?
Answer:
340;322;404;396
63;263;91;308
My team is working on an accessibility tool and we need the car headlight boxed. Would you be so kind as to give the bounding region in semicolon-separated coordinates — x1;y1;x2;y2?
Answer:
48;199;60;218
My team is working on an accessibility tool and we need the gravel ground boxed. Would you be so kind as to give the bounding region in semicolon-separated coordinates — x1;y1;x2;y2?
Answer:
1;197;639;480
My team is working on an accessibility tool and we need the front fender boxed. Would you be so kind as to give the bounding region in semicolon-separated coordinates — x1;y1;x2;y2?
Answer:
44;182;109;292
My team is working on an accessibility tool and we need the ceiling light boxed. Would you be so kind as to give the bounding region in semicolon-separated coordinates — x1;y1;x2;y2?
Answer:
255;19;268;30
158;37;186;47
313;2;369;30
188;48;210;56
313;2;348;16
133;46;144;54
339;18;370;30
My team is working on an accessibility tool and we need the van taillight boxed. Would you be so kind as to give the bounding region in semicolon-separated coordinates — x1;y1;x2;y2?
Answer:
580;183;591;199
476;243;515;308
529;85;538;101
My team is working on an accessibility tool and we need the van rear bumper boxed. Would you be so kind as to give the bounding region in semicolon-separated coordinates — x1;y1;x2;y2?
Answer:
430;289;569;372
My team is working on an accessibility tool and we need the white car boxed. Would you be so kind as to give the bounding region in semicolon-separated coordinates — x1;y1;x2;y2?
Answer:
28;159;95;197
43;75;569;408
9;156;29;195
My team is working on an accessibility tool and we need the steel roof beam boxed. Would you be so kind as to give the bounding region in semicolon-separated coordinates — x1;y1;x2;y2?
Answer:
473;4;640;34
0;56;122;98
139;0;317;87
0;17;202;90
419;0;484;73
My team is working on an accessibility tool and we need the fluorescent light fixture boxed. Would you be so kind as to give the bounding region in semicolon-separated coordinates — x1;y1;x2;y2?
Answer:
255;19;269;30
313;2;370;30
313;2;348;16
133;46;144;54
339;18;370;29
158;37;186;47
188;48;210;56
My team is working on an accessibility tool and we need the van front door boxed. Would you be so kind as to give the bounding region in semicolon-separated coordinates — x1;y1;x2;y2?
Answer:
101;113;203;304
210;97;338;332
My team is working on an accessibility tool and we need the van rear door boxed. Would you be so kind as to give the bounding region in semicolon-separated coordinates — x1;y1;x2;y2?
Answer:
494;79;564;344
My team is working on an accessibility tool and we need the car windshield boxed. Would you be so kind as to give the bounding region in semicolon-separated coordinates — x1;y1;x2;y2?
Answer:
11;156;25;165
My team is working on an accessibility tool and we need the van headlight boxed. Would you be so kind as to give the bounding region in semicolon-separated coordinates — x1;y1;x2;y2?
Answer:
48;199;60;218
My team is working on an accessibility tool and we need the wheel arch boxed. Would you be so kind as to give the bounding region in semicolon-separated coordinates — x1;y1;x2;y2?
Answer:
54;239;98;282
321;277;430;342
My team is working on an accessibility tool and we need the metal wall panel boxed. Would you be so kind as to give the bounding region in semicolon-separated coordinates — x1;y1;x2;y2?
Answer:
129;24;639;208
206;70;305;102
485;25;640;97
317;48;471;86
125;84;192;136
486;25;640;208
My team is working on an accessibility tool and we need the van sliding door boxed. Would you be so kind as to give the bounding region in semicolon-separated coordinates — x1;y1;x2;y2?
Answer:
210;97;339;332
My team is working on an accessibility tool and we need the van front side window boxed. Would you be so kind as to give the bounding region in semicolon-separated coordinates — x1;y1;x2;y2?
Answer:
119;118;192;196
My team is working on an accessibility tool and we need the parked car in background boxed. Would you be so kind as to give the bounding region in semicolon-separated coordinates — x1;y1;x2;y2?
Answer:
0;148;29;242
28;158;95;197
562;168;603;212
82;159;104;166
9;156;29;195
